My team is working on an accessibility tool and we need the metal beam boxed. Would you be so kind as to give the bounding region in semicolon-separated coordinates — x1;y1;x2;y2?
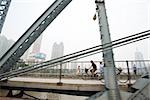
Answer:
0;0;11;34
95;0;121;99
1;85;99;96
0;0;72;74
1;29;150;80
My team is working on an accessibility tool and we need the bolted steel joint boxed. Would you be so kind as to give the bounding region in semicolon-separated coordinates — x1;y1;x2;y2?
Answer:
95;0;104;4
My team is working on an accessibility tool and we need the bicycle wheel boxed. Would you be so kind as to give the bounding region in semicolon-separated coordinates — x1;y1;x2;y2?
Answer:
99;78;105;83
117;72;128;83
81;73;87;80
97;72;105;83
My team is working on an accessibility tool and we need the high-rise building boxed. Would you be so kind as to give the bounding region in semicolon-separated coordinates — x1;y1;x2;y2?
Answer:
0;35;14;58
32;35;43;54
24;35;44;63
51;42;64;70
134;49;147;74
51;42;64;59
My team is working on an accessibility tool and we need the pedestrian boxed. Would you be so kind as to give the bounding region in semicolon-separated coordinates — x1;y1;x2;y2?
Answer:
76;65;81;75
133;64;137;75
99;61;104;74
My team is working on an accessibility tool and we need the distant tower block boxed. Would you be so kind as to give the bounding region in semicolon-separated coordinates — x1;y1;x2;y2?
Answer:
0;35;14;58
135;49;147;74
51;42;64;59
0;0;12;34
32;35;43;54
51;42;64;69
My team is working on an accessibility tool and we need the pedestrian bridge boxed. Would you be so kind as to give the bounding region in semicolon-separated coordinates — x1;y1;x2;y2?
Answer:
0;60;149;99
1;74;149;100
0;76;136;97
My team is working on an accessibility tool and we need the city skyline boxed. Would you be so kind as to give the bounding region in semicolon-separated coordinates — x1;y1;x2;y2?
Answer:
134;49;147;74
1;0;150;61
0;35;14;58
20;35;45;62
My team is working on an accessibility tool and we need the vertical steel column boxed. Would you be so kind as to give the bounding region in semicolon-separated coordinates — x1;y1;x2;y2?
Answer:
57;63;63;86
95;0;121;99
59;63;62;83
126;61;132;87
0;0;11;34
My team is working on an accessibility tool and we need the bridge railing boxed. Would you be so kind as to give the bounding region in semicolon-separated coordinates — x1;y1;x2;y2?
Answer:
18;60;149;80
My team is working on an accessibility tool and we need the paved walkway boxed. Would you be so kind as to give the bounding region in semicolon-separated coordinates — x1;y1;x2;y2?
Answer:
8;77;102;85
8;77;136;85
0;77;136;92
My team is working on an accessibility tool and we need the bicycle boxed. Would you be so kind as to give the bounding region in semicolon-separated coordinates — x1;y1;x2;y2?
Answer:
80;67;128;84
96;67;128;83
81;68;97;80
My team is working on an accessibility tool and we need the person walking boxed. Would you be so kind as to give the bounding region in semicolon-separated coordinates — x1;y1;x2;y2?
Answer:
133;64;137;79
76;65;81;75
133;64;137;75
99;61;104;74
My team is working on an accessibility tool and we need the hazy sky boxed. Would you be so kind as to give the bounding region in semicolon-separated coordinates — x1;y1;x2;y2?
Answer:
1;0;150;61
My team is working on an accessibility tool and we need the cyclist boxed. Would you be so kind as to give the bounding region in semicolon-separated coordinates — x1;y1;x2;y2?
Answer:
89;60;97;77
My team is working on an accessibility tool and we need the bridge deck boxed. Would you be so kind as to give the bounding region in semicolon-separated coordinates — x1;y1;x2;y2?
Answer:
1;77;136;90
8;77;103;85
0;77;136;96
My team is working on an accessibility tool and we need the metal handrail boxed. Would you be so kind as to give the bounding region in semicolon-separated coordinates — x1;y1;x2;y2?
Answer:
0;30;150;80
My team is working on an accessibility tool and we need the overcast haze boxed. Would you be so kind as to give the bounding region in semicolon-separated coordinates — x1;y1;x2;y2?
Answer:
1;0;150;61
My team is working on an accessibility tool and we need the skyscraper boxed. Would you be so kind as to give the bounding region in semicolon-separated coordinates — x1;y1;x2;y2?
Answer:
51;42;64;59
32;35;43;54
0;35;14;58
134;49;147;74
51;42;64;70
20;35;46;63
